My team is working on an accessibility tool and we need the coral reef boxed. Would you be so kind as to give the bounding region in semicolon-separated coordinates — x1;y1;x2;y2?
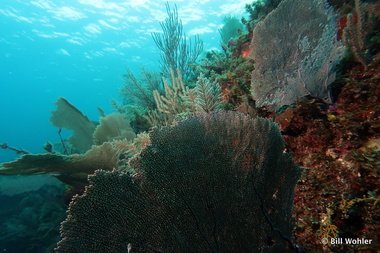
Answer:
193;73;222;112
274;63;380;252
341;0;380;70
0;142;122;192
197;51;254;110
242;0;282;31
147;69;223;125
249;0;345;110
121;67;162;109
342;0;369;69
152;3;203;80
152;69;193;116
50;98;136;154
1;1;379;252
50;97;96;153
93;113;136;145
218;15;244;45
56;111;300;252
0;184;67;252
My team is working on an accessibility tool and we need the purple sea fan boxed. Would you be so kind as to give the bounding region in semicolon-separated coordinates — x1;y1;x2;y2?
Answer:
249;0;345;110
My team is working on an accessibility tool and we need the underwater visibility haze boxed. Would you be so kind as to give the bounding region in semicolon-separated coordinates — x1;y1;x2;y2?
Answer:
0;0;251;162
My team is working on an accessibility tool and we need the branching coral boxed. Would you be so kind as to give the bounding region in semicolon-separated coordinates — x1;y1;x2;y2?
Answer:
341;0;380;69
121;67;162;109
151;2;203;79
193;73;222;113
342;0;369;70
0;143;29;155
152;69;193;115
149;69;223;125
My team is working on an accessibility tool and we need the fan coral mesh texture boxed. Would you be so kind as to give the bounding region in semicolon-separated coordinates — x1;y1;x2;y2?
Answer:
56;111;300;252
249;0;344;110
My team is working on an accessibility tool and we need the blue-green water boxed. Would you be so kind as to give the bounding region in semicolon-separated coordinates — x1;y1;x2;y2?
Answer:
0;0;252;163
0;1;254;252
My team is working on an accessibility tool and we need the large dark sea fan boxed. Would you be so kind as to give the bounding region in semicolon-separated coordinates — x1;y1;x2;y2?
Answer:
56;111;300;253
